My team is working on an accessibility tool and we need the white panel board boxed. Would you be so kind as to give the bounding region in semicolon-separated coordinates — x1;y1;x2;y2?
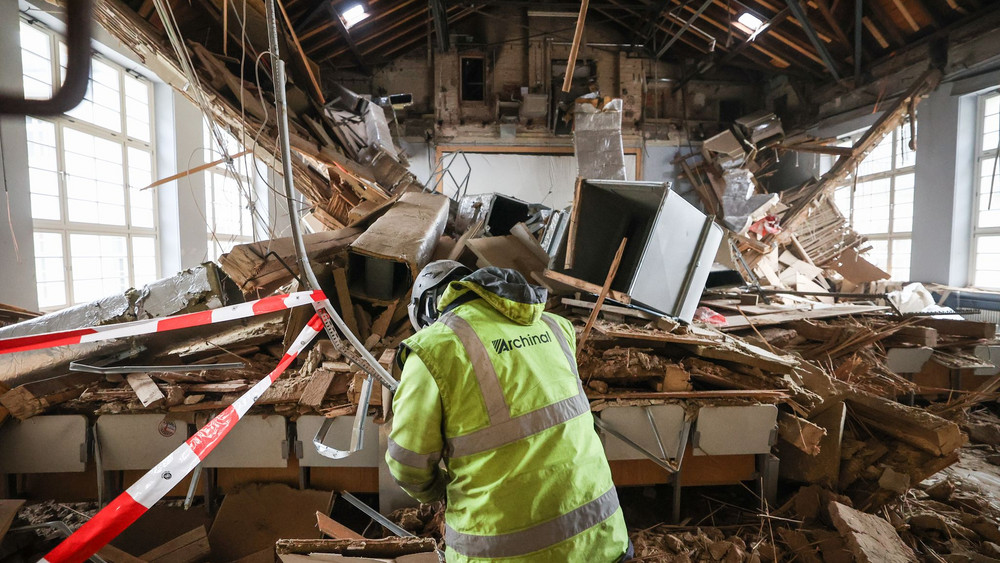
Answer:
693;405;778;456
297;415;380;467
600;405;686;461
0;415;88;473
439;153;638;210
97;414;188;471
201;415;288;468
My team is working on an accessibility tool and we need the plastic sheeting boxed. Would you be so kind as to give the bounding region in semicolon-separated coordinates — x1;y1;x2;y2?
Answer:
573;99;627;181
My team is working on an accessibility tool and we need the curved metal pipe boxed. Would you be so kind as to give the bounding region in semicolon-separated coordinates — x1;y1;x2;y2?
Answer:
0;0;93;115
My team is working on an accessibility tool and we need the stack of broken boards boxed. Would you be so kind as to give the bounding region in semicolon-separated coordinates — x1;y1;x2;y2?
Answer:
558;296;996;514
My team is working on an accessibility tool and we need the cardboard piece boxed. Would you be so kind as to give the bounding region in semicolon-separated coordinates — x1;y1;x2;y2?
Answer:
0;499;25;540
208;484;333;561
832;248;889;284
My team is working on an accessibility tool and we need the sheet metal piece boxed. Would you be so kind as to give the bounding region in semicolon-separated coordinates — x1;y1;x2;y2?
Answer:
348;192;450;301
560;180;723;322
71;361;244;374
312;374;374;459
573;99;626;181
299;415;380;467
340;491;415;538
0;415;89;473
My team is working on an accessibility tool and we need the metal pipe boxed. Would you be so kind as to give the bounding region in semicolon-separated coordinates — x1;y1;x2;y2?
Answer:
264;0;396;461
339;492;415;537
656;0;714;58
0;0;92;115
785;0;841;81
593;416;678;473
854;0;863;83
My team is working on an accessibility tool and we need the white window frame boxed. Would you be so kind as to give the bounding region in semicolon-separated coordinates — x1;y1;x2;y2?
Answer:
834;121;916;280
21;18;158;309
972;90;1000;289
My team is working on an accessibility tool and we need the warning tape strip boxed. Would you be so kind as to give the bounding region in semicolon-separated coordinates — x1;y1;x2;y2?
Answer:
39;313;326;563
0;290;327;355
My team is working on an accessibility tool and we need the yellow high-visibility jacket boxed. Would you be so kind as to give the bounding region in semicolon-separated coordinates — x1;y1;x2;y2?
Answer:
386;267;629;562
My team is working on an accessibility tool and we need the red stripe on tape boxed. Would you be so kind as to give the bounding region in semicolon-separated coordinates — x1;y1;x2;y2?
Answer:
251;294;290;315
42;492;147;563
187;405;239;460
310;289;326;302
0;328;96;354
308;315;325;331
156;310;213;332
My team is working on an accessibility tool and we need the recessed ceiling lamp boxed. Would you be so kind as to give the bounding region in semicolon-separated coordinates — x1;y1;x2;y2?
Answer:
341;3;369;29
737;12;764;31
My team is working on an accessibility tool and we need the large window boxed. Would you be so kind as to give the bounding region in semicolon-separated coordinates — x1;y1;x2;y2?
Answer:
21;20;158;309
974;91;1000;288
833;121;916;281
204;122;255;261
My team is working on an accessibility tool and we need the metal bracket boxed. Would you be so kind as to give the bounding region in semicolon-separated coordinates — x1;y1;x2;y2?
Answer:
690;430;701;450
312;374;374;459
594;416;679;473
768;427;778;447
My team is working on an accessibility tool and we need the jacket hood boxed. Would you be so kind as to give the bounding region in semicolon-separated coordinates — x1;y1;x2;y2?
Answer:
437;267;547;326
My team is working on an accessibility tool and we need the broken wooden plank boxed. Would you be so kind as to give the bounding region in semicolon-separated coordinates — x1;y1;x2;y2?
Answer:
0;373;101;420
0;499;25;540
828;501;916;562
540;269;631;304
299;370;336;409
218;228;361;292
315;511;364;540
96;545;148;563
275;537;442;556
139;525;211;563
579;238;627;352
777;411;826;456
721;305;889;330
368;300;399;341
916;317;996;339
561;298;656;321
586;390;789;400
0;383;8;425
126;373;166;408
332;268;360;337
845;392;963;456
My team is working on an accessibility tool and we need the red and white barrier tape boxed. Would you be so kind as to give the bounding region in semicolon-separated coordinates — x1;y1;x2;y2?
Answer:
0;290;326;355
39;314;326;563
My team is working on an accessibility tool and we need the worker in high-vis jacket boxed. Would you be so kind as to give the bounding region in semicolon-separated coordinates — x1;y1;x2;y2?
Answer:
386;261;632;562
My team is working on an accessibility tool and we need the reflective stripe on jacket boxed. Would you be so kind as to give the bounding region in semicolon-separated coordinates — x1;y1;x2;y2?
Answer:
386;267;629;562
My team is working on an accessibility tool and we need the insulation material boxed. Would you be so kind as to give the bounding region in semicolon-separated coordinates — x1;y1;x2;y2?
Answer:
573;99;627;181
364;103;400;161
348;192;450;301
720;168;779;233
0;264;228;387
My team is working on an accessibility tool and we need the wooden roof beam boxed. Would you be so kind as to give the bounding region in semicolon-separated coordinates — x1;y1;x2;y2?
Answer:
890;0;921;31
323;4;429;57
673;1;808;67
377;7;478;59
864;0;907;45
302;0;420;47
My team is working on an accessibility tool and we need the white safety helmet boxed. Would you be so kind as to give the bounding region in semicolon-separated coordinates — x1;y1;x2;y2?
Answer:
408;260;472;331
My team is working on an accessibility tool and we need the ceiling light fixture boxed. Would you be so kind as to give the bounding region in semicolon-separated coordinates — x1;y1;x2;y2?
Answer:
341;4;369;29
737;12;764;31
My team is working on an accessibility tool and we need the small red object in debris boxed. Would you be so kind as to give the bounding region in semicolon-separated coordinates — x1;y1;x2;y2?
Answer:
749;215;781;237
694;306;728;326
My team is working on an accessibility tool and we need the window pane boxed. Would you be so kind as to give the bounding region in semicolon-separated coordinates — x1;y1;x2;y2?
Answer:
25;117;61;220
983;93;1000;152
863;239;889;272
20;23;52;100
892;173;915;233
64;57;122;133
978;156;1000;229
70;233;129;303
128;147;155;228
858;134;894;176
124;74;151;142
890;238;911;281
132;236;157;286
63;127;126;226
853;177;891;234
33;232;66;308
974;235;1000;289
